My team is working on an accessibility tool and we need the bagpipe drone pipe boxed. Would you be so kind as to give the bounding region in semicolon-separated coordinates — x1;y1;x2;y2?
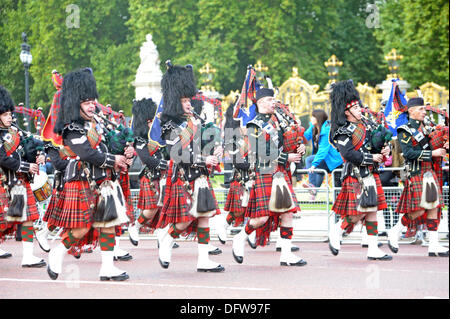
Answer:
93;112;134;155
361;107;393;154
423;107;449;151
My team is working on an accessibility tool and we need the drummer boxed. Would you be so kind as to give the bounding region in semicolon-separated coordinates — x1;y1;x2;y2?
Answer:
0;85;46;268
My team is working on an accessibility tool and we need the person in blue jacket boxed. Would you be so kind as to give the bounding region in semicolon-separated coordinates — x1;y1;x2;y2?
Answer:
303;109;343;198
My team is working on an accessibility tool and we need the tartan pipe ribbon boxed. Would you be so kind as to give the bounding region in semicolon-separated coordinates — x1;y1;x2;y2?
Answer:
233;66;257;119
13;106;46;129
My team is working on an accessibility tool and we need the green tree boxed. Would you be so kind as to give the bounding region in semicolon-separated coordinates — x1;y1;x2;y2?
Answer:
0;0;138;115
375;0;449;88
330;0;386;87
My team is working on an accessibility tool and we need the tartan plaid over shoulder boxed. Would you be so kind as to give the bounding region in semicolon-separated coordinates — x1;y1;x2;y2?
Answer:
1;127;21;156
60;122;102;159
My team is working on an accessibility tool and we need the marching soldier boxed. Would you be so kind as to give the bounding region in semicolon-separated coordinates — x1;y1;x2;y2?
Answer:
231;87;307;267
46;68;130;281
127;97;167;246
0;85;46;268
328;80;392;261
388;97;448;257
157;61;224;272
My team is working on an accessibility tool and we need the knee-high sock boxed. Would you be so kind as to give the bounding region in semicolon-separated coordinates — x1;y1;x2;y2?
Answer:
365;221;378;236
62;230;80;249
280;226;293;239
21;225;34;243
244;222;255;235
426;219;439;232
226;212;235;225
168;224;182;239
99;233;115;251
197;227;210;245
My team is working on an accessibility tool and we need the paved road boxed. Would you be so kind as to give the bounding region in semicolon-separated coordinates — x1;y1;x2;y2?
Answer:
0;237;448;299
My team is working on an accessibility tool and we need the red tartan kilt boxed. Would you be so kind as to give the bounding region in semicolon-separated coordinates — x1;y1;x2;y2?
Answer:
396;169;443;215
46;180;95;229
140;209;162;232
246;166;300;219
43;188;59;222
158;175;220;228
118;173;134;223
224;180;245;215
332;174;387;216
0;185;15;242
138;176;160;210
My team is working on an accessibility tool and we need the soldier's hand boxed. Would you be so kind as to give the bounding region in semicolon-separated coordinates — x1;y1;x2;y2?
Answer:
432;148;446;157
206;155;218;167
36;154;46;165
124;146;135;159
29;163;39;174
297;144;306;155
213;145;223;158
288;153;302;163
381;145;390;157
372;154;384;163
114;155;127;169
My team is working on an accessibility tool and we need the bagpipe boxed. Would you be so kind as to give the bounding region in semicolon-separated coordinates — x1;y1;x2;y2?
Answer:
361;107;393;154
274;102;306;154
93;111;134;156
266;74;305;155
192;110;222;175
423;111;449;151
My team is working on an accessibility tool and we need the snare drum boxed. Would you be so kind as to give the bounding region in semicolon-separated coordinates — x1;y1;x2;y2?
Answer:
30;171;52;202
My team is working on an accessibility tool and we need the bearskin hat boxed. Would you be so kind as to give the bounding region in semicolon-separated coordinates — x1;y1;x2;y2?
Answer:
329;79;361;139
131;97;158;139
224;101;240;130
160;60;197;125
0;85;15;115
191;98;204;116
54;67;98;134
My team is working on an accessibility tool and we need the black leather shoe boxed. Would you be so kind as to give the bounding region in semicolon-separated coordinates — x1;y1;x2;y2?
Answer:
129;237;138;247
197;265;225;272
247;238;257;249
208;247;222;255
100;272;129;281
159;258;170;269
114;253;133;261
280;259;307;266
47;265;58;280
367;254;393;261
329;242;339;256
22;259;46;268
0;252;12;259
276;245;300;252
428;251;449;257
232;250;243;264
362;242;383;248
388;241;399;254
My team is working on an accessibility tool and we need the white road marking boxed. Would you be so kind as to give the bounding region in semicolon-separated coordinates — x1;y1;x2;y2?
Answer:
0;277;271;291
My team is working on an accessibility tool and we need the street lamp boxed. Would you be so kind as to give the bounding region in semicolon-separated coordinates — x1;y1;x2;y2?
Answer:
254;60;269;82
199;62;217;92
385;48;403;80
19;32;32;109
324;54;343;86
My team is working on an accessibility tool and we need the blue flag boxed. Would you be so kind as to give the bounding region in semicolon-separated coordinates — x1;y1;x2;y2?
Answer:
384;79;408;137
148;98;166;146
